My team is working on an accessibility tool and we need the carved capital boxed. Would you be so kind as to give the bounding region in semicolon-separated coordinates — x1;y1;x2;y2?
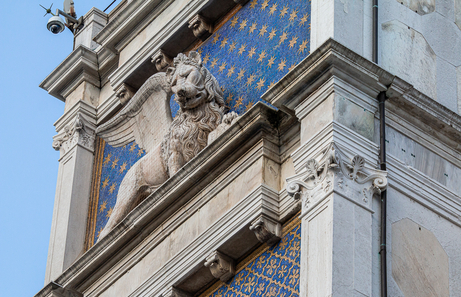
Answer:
151;50;173;72
188;14;213;40
52;112;95;154
115;83;136;105
286;143;387;214
204;251;235;282
249;215;282;245
161;287;191;297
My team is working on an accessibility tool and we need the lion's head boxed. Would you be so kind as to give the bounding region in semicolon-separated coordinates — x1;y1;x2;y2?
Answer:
167;51;224;111
161;52;226;175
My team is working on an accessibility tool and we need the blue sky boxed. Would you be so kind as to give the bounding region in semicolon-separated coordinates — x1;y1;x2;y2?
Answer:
0;1;120;295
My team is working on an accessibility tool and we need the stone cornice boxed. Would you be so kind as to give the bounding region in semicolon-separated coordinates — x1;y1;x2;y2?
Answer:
34;103;283;297
39;46;100;102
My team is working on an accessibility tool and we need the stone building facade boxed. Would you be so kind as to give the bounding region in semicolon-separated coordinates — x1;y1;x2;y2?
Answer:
37;0;461;296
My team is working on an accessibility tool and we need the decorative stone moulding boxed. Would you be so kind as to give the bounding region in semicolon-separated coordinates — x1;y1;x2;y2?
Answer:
286;142;387;216
161;287;191;297
48;282;82;297
249;214;282;245
188;14;213;40
115;83;136;105
151;49;173;72
204;251;236;282
52;112;96;154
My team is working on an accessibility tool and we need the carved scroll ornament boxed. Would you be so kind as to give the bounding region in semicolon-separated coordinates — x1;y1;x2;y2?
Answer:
286;143;387;214
52;113;95;154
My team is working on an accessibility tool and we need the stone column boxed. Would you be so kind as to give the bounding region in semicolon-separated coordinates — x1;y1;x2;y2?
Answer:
45;101;97;283
286;143;387;296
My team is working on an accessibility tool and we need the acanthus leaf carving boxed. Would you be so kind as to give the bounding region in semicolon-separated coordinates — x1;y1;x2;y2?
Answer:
204;251;235;282
286;142;387;214
115;83;136;105
52;112;95;154
249;215;282;245
151;49;173;72
188;14;213;40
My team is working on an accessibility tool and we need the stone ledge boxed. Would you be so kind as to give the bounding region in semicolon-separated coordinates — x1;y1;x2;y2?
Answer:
39;46;99;102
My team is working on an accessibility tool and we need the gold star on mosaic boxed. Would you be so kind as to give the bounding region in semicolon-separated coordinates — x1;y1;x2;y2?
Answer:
106;207;113;219
299;13;309;26
289;9;298;22
237;69;246;80
267;56;276;68
246;100;254;110
197;48;203;55
256;78;266;90
221;86;226;93
257;50;267;63
111;157;119;169
246;74;256;86
137;148;144;157
279;32;288;45
99;200;107;213
239;19;248;31
220;37;229;49
248;47;257;58
288;63;297;72
102;177;109;189
289;36;298;48
259;25;268;37
228;41;237;52
280;6;289;18
119;162;127;173
261;0;269;10
249;23;257;34
298;40;308;54
269;3;277;15
234;96;244;108
218;61;227;73
212;33;220;44
210;58;218;68
230;16;239;28
238;44;246;55
278;59;287;71
103;153;111;165
109;183;116;194
203;53;210;65
226;93;234;104
129;143;136;152
268;28;277;40
268;81;276;89
250;0;258;9
227;66;236;77
96;227;102;239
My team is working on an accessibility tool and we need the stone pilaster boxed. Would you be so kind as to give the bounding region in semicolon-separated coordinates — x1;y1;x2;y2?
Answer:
45;101;97;284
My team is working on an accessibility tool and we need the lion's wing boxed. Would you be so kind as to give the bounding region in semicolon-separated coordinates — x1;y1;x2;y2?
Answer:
96;72;173;152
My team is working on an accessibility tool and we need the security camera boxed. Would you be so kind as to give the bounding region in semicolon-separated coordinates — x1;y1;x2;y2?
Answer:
47;15;66;34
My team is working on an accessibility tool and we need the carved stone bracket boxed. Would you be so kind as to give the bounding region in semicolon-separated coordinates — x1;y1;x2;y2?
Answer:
151;49;173;72
160;287;191;297
52;112;96;154
188;14;213;40
249;214;282;245
115;83;136;105
204;251;235;282
286;143;387;215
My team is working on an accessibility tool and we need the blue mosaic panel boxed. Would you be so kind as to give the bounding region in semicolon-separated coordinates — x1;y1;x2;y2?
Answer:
204;222;301;297
171;0;311;116
93;141;145;243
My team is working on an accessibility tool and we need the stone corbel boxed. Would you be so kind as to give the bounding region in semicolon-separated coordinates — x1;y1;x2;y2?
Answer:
52;112;96;154
286;143;387;215
234;0;250;5
49;282;82;297
160;287;191;297
188;14;213;40
151;49;173;72
249;214;282;245
115;83;136;105
204;251;235;282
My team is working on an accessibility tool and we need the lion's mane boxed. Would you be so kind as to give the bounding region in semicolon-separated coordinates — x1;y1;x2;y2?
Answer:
161;61;225;175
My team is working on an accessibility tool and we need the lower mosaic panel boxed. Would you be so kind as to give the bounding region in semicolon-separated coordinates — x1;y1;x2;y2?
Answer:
202;219;300;297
